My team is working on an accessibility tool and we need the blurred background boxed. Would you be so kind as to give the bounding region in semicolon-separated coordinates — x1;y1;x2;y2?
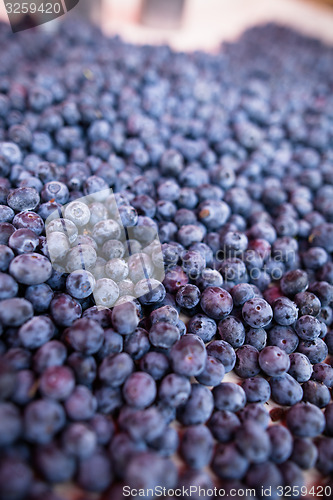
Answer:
0;0;333;49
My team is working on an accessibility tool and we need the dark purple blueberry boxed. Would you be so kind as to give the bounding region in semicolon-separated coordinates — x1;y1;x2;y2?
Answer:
9;253;52;285
206;339;236;373
273;296;298;326
158;373;191;408
111;301;140;335
242;297;273;328
280;269;309;297
0;271;18;300
0;402;22;447
177;384;214;425
98;353;134;388
67;352;97;386
123;327;150;360
195;354;225;386
238;403;270;429
213;382;246;413
268;325;299;354
288;352;313;383
0;244;14;271
76;450;113;492
235;345;260;378
0;298;33;327
18;316;55;350
244;327;267;351
24;399;66;444
33;340;67;374
302;380;331;408
242;376;271;403
212;443;249;480
291;438;318;470
270;373;303;406
50;294;82;327
218;315;246;348
286;402;326;437
268;425;293;464
294;314;322;341
169;334;206;377
180;424;214;469
39;365;75;401
259;346;290;377
200;286;233;320
0;457;32;500
235;421;271;464
64;317;103;355
208;409;240;443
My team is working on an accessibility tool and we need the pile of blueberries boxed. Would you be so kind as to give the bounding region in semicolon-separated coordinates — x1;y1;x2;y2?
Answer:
0;18;333;500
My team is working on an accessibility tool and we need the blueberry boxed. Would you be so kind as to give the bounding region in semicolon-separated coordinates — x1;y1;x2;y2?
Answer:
259;346;290;376
24;399;66;444
206;340;236;373
176;284;201;309
139;351;169;380
268;325;299;354
18;316;55;350
273;296;298;326
123;327;150;360
76;450;113;492
242;376;271;403
111;301;140;335
0;297;33;327
177;383;214;425
286;402;326;437
235;421;271;464
0;244;14;271
195;355;225;386
0;457;32;500
238;403;270;429
312;362;333;387
33;340;67;374
218;315;246;348
124;451;177;492
180;425;214;469
7;187;40;212
294;314;322;341
9;253;52;285
149;321;180;349
235;345;260;378
244;327;267;351
245;462;283;500
290;438;318;470
297;338;328;364
212;443;249;480
315;437;333;476
302;380;331;408
0;271;18;300
64;385;97;420
67;352;97;386
231;283;256;307
0;402;22;447
169;334;207;377
270;373;303;406
187;314;217;342
280;269;308;296
98;353;134;388
39;365;75;401
288;352;313;382
267;425;293;464
200;286;233;320
64;318;104;355
213;382;246;412
35;442;76;484
242;297;273;328
208;409;240;443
